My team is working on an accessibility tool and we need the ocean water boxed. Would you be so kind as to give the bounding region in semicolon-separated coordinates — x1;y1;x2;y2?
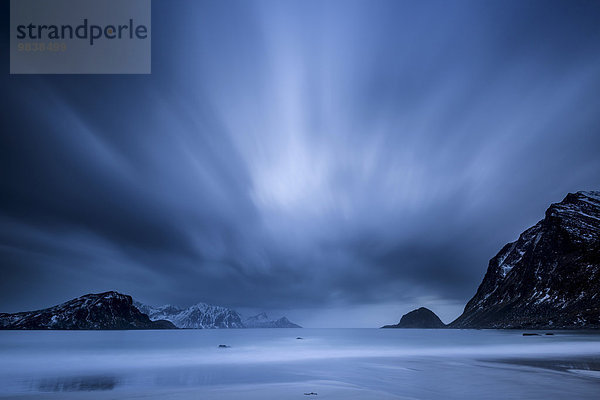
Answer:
1;329;599;399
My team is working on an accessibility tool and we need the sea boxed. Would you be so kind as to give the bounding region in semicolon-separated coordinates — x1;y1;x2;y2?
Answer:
1;328;599;399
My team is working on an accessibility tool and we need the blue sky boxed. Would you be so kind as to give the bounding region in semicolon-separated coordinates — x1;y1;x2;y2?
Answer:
1;0;600;327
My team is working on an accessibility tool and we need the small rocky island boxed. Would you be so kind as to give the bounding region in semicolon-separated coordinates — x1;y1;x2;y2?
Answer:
381;307;446;329
0;291;175;330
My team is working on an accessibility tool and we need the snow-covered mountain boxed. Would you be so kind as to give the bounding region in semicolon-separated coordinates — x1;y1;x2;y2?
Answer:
243;312;302;328
0;292;176;330
451;191;600;329
135;302;301;329
134;302;244;329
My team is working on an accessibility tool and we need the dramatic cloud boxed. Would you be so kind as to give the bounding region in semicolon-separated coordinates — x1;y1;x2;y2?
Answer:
1;0;600;326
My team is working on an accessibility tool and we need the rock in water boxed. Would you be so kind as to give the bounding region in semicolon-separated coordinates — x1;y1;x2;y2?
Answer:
381;307;446;328
450;191;600;329
0;291;176;330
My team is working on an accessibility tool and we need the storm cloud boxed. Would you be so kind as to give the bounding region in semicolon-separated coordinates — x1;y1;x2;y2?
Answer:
1;0;600;326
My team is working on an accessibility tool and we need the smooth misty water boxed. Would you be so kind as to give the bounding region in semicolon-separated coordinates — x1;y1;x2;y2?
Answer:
1;329;599;399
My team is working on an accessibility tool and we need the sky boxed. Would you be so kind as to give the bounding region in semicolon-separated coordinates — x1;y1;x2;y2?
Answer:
1;0;600;327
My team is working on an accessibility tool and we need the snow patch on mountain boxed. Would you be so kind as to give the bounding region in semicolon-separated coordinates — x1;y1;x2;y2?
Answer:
1;292;175;330
451;191;600;329
135;302;244;329
135;301;301;329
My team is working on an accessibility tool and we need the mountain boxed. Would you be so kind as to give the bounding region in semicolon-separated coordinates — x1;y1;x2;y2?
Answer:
135;302;302;329
0;292;176;330
451;191;600;329
243;312;302;328
135;301;245;329
381;307;446;329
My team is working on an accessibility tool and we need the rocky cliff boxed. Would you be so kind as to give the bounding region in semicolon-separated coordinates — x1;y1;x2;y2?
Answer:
451;191;600;329
0;292;176;330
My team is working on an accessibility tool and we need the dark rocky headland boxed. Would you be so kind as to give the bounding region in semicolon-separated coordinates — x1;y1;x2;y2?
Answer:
451;191;600;329
0;291;176;330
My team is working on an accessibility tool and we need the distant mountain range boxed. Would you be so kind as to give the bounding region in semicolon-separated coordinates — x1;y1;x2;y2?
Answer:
384;191;600;330
134;302;301;329
242;312;301;328
0;292;175;330
134;301;244;329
